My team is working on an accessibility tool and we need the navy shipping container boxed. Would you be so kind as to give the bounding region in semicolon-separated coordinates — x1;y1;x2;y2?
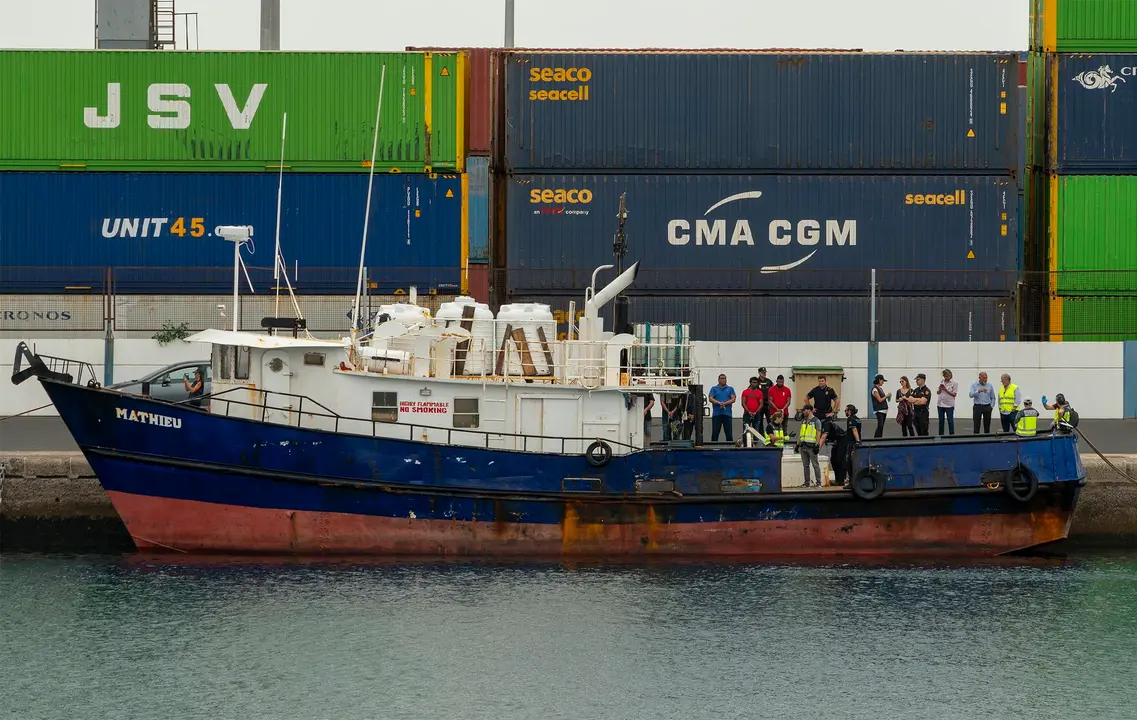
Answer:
466;156;490;261
0;172;464;294
504;174;1020;294
523;294;1016;343
502;52;1020;173
1052;53;1137;173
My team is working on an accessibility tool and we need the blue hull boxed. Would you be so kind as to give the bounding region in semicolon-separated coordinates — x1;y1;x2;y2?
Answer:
41;380;1085;556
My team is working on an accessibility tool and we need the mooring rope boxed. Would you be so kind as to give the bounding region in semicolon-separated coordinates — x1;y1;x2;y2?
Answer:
1075;427;1137;487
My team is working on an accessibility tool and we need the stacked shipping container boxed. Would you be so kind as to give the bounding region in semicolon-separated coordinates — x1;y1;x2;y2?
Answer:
0;50;468;296
1031;2;1137;339
485;50;1023;341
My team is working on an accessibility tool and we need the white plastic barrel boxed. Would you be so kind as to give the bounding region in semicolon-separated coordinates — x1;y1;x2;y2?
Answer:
436;296;495;375
495;302;557;376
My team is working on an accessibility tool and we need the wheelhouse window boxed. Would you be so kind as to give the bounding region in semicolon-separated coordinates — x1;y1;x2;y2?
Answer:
372;392;399;423
235;346;251;380
304;352;326;367
454;398;480;429
214;345;234;380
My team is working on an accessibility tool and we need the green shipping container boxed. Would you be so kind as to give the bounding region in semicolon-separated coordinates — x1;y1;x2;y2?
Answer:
1050;175;1137;294
0;50;465;172
1053;296;1137;340
1031;0;1137;52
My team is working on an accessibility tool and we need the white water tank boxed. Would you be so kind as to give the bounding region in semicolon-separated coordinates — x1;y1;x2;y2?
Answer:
496;303;557;376
373;302;431;332
436;296;495;375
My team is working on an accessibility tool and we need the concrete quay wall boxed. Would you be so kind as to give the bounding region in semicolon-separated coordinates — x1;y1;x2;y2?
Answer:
1;453;1135;552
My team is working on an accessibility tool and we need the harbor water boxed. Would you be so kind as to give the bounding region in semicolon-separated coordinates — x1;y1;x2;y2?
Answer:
2;552;1136;719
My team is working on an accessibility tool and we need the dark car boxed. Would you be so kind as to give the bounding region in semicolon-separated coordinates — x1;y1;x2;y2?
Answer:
110;361;212;405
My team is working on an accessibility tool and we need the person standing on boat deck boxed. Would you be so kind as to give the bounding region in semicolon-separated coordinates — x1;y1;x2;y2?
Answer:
998;373;1022;433
639;390;656;443
184;368;205;409
796;404;824;488
910;374;932;436
708;374;736;442
741;376;765;431
756;367;775;430
937;369;958;436
970;372;996;434
1015;398;1040;436
895;376;916;437
871;374;889;438
831;404;862;488
768;375;792;425
806;375;838;420
819;413;846;486
662;382;686;442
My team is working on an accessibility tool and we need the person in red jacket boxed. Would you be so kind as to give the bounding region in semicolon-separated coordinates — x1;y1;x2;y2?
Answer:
741;376;765;430
767;374;792;421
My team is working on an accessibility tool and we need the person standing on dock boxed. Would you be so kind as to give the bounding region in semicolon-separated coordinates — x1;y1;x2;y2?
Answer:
708;374;736;442
1015;398;1039;436
911;374;932;436
896;376;916;437
796;404;823;488
807;376;838;420
741;376;765;431
756;367;774;430
768;375;792;426
871;374;889;438
998;374;1022;433
937;369;958;436
969;372;996;434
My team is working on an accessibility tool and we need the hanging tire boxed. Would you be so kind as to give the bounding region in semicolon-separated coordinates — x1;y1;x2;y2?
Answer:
1005;466;1038;503
585;440;613;467
852;468;886;501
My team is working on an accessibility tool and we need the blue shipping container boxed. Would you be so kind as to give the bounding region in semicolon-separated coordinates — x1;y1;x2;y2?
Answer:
505;174;1020;294
0;172;463;294
1052;53;1137;173
517;294;1016;343
503;52;1020;173
466;156;490;261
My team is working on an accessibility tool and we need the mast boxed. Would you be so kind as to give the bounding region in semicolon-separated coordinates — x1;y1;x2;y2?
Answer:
612;192;630;335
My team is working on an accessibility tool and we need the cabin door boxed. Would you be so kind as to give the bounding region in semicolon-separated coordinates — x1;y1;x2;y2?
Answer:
261;350;293;425
517;396;580;454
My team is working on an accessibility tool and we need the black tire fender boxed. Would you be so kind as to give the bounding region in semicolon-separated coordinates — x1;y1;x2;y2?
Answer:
852;468;886;501
585;440;613;468
1005;465;1038;503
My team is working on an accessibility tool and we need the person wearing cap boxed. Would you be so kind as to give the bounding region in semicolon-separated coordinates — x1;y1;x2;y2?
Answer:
756;367;775;430
741;376;765;431
911;373;933;436
871;374;890;438
795;404;824;488
998;373;1022;433
1015;398;1040;436
936;369;958;436
1043;393;1075;433
768;374;792;424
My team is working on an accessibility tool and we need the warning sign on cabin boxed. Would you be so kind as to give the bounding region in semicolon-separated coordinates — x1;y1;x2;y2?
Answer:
400;401;450;414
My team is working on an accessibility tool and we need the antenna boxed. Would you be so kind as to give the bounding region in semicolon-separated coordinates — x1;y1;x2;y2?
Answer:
351;64;388;342
273;112;287;319
612;192;630;335
217;225;255;333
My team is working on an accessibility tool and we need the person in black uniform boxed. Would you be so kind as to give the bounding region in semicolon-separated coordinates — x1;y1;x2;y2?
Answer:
756;367;774;431
870;374;889;438
838;404;862;488
911;373;933;436
820;412;847;487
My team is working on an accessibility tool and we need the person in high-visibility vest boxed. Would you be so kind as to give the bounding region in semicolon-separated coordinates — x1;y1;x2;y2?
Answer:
1015;398;1039;436
1043;393;1075;433
795;404;824;488
766;411;788;448
998;373;1022;433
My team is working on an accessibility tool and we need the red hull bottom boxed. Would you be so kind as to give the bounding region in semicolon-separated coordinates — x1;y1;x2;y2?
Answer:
107;491;1076;557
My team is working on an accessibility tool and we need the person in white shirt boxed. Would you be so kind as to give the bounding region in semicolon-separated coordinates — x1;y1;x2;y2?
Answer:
937;369;958;436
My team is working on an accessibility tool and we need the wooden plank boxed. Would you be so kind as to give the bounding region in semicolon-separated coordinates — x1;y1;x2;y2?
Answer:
453;304;476;375
494;323;512;376
510;327;538;376
536;326;555;372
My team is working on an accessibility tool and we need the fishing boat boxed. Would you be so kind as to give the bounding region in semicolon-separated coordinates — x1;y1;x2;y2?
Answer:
11;238;1084;556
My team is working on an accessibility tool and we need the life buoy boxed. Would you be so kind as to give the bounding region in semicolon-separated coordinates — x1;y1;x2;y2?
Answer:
1005;466;1038;503
851;468;886;501
585;440;612;467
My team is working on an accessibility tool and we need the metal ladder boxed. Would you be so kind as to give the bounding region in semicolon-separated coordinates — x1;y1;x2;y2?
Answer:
152;0;177;49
